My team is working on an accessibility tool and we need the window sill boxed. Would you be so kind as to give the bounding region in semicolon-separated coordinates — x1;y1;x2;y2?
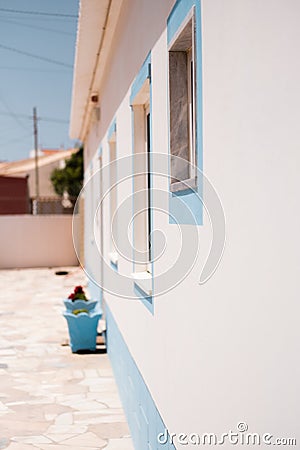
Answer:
170;177;197;193
131;271;152;296
109;251;118;266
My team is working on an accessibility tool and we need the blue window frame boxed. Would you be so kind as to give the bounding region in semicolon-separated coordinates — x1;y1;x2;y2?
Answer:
130;52;154;313
168;0;203;225
107;118;118;271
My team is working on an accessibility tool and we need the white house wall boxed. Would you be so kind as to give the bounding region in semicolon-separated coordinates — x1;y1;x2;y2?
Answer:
81;0;300;447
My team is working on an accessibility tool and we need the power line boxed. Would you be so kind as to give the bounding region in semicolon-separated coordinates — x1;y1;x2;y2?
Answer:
0;11;77;23
0;91;28;131
0;126;24;138
0;111;69;124
0;17;75;36
1;133;32;146
0;7;77;18
0;15;76;22
0;66;70;73
0;111;31;119
40;117;69;124
0;44;73;68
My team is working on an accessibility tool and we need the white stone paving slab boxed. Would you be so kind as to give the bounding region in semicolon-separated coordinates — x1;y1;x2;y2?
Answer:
105;437;134;449
0;267;133;450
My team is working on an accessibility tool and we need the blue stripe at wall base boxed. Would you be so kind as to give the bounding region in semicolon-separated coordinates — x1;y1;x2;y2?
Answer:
87;277;103;315
106;305;176;450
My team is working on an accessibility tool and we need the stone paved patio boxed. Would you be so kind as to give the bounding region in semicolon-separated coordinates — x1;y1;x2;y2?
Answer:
0;267;133;450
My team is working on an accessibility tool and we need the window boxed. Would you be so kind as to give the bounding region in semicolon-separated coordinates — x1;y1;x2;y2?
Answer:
145;104;152;267
108;126;118;269
97;150;104;294
130;54;153;297
132;103;152;273
169;8;197;192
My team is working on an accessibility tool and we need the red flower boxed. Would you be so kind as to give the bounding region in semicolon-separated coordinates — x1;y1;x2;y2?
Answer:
74;285;83;294
68;293;75;299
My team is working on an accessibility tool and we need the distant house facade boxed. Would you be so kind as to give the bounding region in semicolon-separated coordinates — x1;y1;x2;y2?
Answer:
0;148;77;198
0;149;80;267
70;1;300;449
0;148;78;214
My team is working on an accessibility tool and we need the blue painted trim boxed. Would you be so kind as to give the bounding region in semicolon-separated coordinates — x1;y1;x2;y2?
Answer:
110;260;118;272
134;284;153;314
130;52;151;105
106;305;176;449
98;145;103;157
149;71;155;308
108;118;117;142
167;0;203;225
169;188;202;225
131;107;135;275
167;0;196;45
108;118;119;273
131;52;154;313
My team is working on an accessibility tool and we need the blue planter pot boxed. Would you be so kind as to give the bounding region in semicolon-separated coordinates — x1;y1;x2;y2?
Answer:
63;298;98;312
63;310;101;353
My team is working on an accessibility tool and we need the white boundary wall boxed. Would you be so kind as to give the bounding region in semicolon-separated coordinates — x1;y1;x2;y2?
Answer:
0;215;78;269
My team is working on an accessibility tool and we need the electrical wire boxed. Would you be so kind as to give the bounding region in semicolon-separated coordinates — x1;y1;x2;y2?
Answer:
40;118;69;124
0;111;31;119
1;132;32;146
0;111;69;124
0;17;75;36
0;126;24;138
0;92;29;131
0;66;70;73
0;44;73;68
0;7;77;18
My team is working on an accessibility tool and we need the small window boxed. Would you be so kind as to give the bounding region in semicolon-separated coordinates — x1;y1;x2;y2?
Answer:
169;8;197;192
130;56;153;297
132;100;152;274
108;129;118;269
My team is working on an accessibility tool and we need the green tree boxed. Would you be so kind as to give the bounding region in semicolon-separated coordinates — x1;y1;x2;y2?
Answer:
51;147;84;199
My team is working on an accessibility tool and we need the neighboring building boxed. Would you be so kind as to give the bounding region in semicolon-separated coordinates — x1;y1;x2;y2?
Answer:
70;1;300;449
0;148;80;267
0;148;77;198
0;175;30;214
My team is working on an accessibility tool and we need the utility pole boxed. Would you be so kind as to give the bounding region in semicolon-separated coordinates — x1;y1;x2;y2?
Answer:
33;107;39;204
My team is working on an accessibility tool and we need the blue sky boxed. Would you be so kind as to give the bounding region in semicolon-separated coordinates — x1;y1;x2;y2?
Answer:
0;0;79;161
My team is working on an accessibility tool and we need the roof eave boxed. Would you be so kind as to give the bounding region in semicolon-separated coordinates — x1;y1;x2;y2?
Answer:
69;0;124;142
